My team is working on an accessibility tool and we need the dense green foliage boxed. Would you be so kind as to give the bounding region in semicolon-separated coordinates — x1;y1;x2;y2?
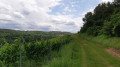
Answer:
79;0;120;37
0;29;71;44
0;35;72;67
0;39;20;67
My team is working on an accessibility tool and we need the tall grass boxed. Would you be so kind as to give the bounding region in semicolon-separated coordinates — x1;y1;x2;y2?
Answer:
42;35;120;67
42;43;73;67
80;34;120;49
42;36;82;67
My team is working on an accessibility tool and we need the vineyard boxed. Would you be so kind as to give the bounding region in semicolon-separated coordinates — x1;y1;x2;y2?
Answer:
0;0;120;67
0;35;72;67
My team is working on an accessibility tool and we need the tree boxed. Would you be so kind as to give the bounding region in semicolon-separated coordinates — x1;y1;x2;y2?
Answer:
80;2;115;36
113;0;120;7
112;21;120;37
100;21;114;36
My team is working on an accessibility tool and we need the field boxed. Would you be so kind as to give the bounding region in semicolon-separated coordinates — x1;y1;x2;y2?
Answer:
1;0;120;67
42;35;120;67
0;33;120;67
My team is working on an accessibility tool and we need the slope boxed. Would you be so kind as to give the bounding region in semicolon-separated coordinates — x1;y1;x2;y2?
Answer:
42;35;120;67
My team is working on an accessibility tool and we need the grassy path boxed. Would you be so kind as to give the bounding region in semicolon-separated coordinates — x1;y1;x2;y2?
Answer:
42;35;120;67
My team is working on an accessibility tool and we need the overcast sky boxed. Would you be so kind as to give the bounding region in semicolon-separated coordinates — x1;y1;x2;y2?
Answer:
0;0;113;33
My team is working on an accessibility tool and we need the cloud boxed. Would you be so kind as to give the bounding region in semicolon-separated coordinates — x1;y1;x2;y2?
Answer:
100;0;113;3
1;0;111;33
0;0;61;31
50;14;83;32
0;19;23;30
0;0;83;33
63;7;72;12
63;6;76;12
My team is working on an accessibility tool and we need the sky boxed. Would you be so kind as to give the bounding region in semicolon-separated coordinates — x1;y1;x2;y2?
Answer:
0;0;113;33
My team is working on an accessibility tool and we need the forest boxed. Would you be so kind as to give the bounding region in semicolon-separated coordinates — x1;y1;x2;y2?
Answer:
0;29;71;44
79;0;120;37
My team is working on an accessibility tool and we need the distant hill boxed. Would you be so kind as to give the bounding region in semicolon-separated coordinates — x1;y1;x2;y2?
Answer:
0;29;71;44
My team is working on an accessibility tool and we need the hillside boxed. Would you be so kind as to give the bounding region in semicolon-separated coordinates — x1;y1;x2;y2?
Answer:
42;35;120;67
1;0;120;67
1;34;120;67
0;29;71;44
79;0;120;37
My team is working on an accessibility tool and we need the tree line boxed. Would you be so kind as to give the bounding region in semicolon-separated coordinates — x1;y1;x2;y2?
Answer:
79;0;120;37
0;29;71;44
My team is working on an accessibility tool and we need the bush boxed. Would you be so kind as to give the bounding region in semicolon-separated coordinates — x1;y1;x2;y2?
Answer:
112;21;120;37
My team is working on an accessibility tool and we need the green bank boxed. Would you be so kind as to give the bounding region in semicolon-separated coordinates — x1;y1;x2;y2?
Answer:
42;35;120;67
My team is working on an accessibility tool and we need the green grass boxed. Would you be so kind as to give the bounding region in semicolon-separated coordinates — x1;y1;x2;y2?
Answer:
42;35;120;67
1;34;120;67
81;34;120;49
